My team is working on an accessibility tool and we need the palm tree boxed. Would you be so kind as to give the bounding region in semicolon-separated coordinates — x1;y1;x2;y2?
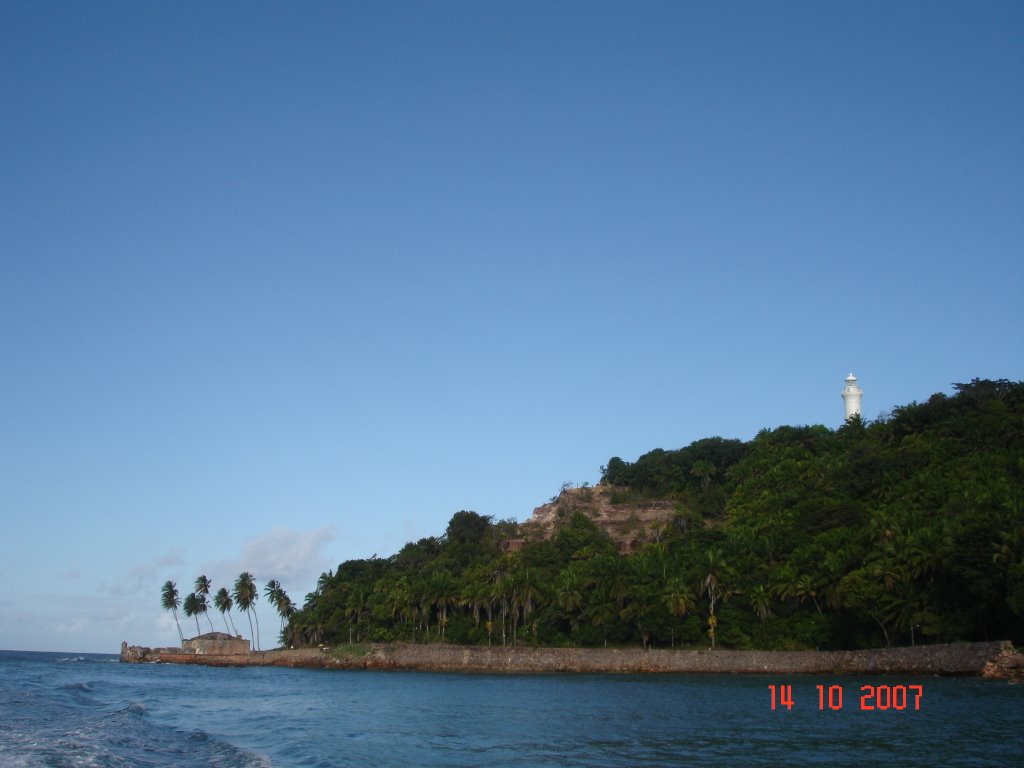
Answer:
194;575;216;632
702;548;728;649
277;594;296;645
586;591;616;648
488;559;512;646
690;459;717;491
458;568;492;636
265;580;295;643
430;571;458;641
794;574;823;616
620;591;658;650
214;587;238;635
555;569;585;640
511;567;541;646
316;570;334;595
770;565;800;606
265;579;283;613
233;572;260;650
161;580;184;643
604;556;632;609
412;578;432;642
663;577;695;647
182;592;201;637
380;576;413;640
194;591;212;634
346;585;370;644
749;583;773;621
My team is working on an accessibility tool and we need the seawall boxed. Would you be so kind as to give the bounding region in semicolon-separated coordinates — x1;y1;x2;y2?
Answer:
120;640;1022;678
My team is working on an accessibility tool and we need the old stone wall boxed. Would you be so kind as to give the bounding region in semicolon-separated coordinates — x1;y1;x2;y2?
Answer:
181;633;250;655
350;641;1009;676
122;640;1015;677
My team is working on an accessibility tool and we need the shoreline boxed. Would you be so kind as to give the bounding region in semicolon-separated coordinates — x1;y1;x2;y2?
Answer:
121;640;1023;678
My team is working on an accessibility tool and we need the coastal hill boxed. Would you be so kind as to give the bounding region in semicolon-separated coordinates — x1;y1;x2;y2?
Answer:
265;379;1024;653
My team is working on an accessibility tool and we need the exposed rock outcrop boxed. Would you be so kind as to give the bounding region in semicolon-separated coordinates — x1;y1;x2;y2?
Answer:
522;485;678;553
120;641;179;662
981;644;1024;681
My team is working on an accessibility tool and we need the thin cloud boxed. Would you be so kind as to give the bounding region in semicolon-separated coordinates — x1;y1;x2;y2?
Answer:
206;527;335;593
154;549;185;568
55;616;91;635
102;549;187;596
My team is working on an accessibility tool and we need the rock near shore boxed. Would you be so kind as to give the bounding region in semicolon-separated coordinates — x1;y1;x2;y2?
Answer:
980;644;1024;681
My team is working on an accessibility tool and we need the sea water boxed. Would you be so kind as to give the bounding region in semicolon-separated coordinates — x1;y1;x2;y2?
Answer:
1;650;1021;767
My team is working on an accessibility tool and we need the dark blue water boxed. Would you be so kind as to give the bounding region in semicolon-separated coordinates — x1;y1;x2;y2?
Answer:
1;650;1022;767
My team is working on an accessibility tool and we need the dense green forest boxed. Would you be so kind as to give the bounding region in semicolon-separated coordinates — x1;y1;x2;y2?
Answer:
286;379;1024;651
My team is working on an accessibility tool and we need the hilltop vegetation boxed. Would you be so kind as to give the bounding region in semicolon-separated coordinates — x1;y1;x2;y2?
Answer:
287;379;1024;651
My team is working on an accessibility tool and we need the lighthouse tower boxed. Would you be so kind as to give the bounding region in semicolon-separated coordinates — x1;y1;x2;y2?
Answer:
842;373;863;421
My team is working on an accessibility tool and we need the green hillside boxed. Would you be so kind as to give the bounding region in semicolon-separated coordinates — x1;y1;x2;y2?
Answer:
288;378;1024;651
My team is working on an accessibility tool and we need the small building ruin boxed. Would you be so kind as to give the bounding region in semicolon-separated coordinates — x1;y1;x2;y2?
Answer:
181;632;250;655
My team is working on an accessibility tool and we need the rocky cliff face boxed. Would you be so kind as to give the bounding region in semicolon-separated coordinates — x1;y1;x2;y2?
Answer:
521;485;679;553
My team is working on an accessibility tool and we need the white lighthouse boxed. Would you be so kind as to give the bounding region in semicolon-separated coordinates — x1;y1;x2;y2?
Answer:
842;373;863;421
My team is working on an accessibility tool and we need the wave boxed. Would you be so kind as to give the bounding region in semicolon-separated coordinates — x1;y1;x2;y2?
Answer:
1;702;271;768
55;679;106;707
119;700;146;715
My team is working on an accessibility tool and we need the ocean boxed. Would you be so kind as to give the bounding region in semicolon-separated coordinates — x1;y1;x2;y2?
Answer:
1;650;1021;767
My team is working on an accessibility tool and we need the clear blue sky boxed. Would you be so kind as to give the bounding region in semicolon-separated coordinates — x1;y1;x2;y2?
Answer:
2;1;1021;653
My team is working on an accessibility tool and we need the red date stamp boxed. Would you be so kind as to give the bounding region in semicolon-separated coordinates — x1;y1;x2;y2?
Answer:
768;684;924;711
